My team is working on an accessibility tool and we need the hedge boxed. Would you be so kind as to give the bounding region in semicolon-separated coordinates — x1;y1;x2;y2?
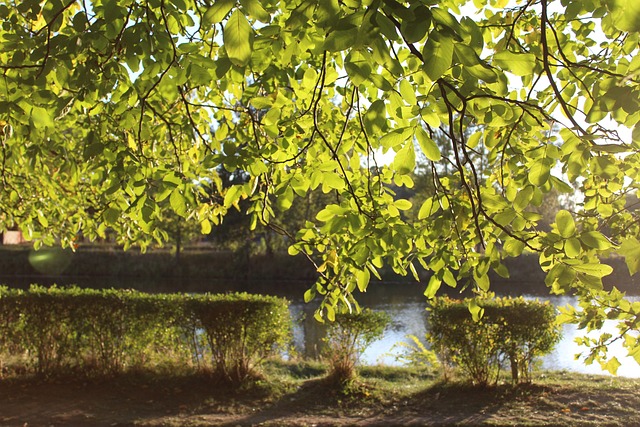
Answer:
427;296;561;385
0;285;291;383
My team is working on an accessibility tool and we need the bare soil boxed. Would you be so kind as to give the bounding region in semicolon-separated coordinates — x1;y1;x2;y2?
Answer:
1;369;639;426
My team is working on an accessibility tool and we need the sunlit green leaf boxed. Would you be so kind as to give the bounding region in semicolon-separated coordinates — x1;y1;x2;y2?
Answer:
356;268;370;292
619;237;640;275
203;0;235;26
556;210;576;238
528;161;551;186
415;126;441;161
170;189;188;218
240;0;270;23
572;263;613;278
224;10;254;67
422;31;454;81
493;51;536;76
393;142;416;175
607;0;640;32
580;231;613;250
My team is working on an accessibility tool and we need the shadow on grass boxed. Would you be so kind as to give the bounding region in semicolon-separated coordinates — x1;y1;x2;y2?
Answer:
1;369;636;427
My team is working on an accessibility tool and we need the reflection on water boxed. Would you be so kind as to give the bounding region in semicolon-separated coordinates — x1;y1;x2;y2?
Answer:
291;292;640;378
535;295;640;378
2;277;639;377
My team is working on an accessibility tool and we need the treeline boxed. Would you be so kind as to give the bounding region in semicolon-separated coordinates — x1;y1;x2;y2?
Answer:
0;246;637;295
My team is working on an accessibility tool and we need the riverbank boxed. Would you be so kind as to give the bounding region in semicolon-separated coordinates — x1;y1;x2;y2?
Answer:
1;362;638;426
0;245;638;295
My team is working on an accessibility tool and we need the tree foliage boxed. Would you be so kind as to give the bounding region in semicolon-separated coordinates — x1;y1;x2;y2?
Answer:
1;0;640;371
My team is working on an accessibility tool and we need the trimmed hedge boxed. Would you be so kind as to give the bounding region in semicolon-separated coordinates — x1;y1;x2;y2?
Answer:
187;293;292;383
0;285;291;383
427;297;561;385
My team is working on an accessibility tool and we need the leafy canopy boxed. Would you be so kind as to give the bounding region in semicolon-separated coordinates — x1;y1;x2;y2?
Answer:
1;0;640;373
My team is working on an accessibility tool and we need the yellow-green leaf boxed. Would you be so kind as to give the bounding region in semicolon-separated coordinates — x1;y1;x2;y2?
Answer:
556;210;576;238
416;126;441;161
224;10;254;67
422;31;454;81
493;51;537;76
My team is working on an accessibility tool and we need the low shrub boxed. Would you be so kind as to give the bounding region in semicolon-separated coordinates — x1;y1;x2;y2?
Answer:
392;334;440;371
427;296;561;385
0;285;291;384
186;293;292;384
324;308;390;385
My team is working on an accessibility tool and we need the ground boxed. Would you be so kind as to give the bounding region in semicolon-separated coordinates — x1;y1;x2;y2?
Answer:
1;364;639;427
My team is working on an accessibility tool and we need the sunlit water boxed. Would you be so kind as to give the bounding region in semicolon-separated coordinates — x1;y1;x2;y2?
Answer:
290;293;640;378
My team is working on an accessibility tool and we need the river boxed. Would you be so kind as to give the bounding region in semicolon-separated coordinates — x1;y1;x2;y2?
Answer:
2;276;639;377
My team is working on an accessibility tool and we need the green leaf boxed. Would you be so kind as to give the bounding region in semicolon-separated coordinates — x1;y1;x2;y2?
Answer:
374;11;399;41
528;161;551;186
442;268;456;287
322;172;346;191
400;7;430;42
224;185;244;209
607;0;640;32
415;126;441;161
572;263;613;278
393;142;416;175
564;237;582;258
202;0;235;25
454;43;482;67
504;237;525;257
380;127;411;148
465;63;498;83
551;176;574;193
424;276;441;298
422;31;454;81
493;51;537;76
580;231;612;250
316;204;348;222
345;50;373;85
468;299;484;322
431;8;461;32
556;210;576;238
364;100;387;135
399;79;417;105
395;199;412;210
619;237;640;275
239;0;270;23
224;10;254;67
170;189;188;217
30;106;55;129
103;207;120;225
513;186;534;212
200;219;212;234
418;198;435;220
601;356;621;375
37;211;49;228
304;288;315;303
356;268;370;292
324;28;358;52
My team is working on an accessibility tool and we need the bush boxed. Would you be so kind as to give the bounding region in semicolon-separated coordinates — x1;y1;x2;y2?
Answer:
186;293;292;384
427;296;561;385
0;285;291;384
324;309;390;384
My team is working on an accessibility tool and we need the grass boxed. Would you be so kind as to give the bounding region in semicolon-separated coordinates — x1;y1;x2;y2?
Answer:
2;359;637;426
